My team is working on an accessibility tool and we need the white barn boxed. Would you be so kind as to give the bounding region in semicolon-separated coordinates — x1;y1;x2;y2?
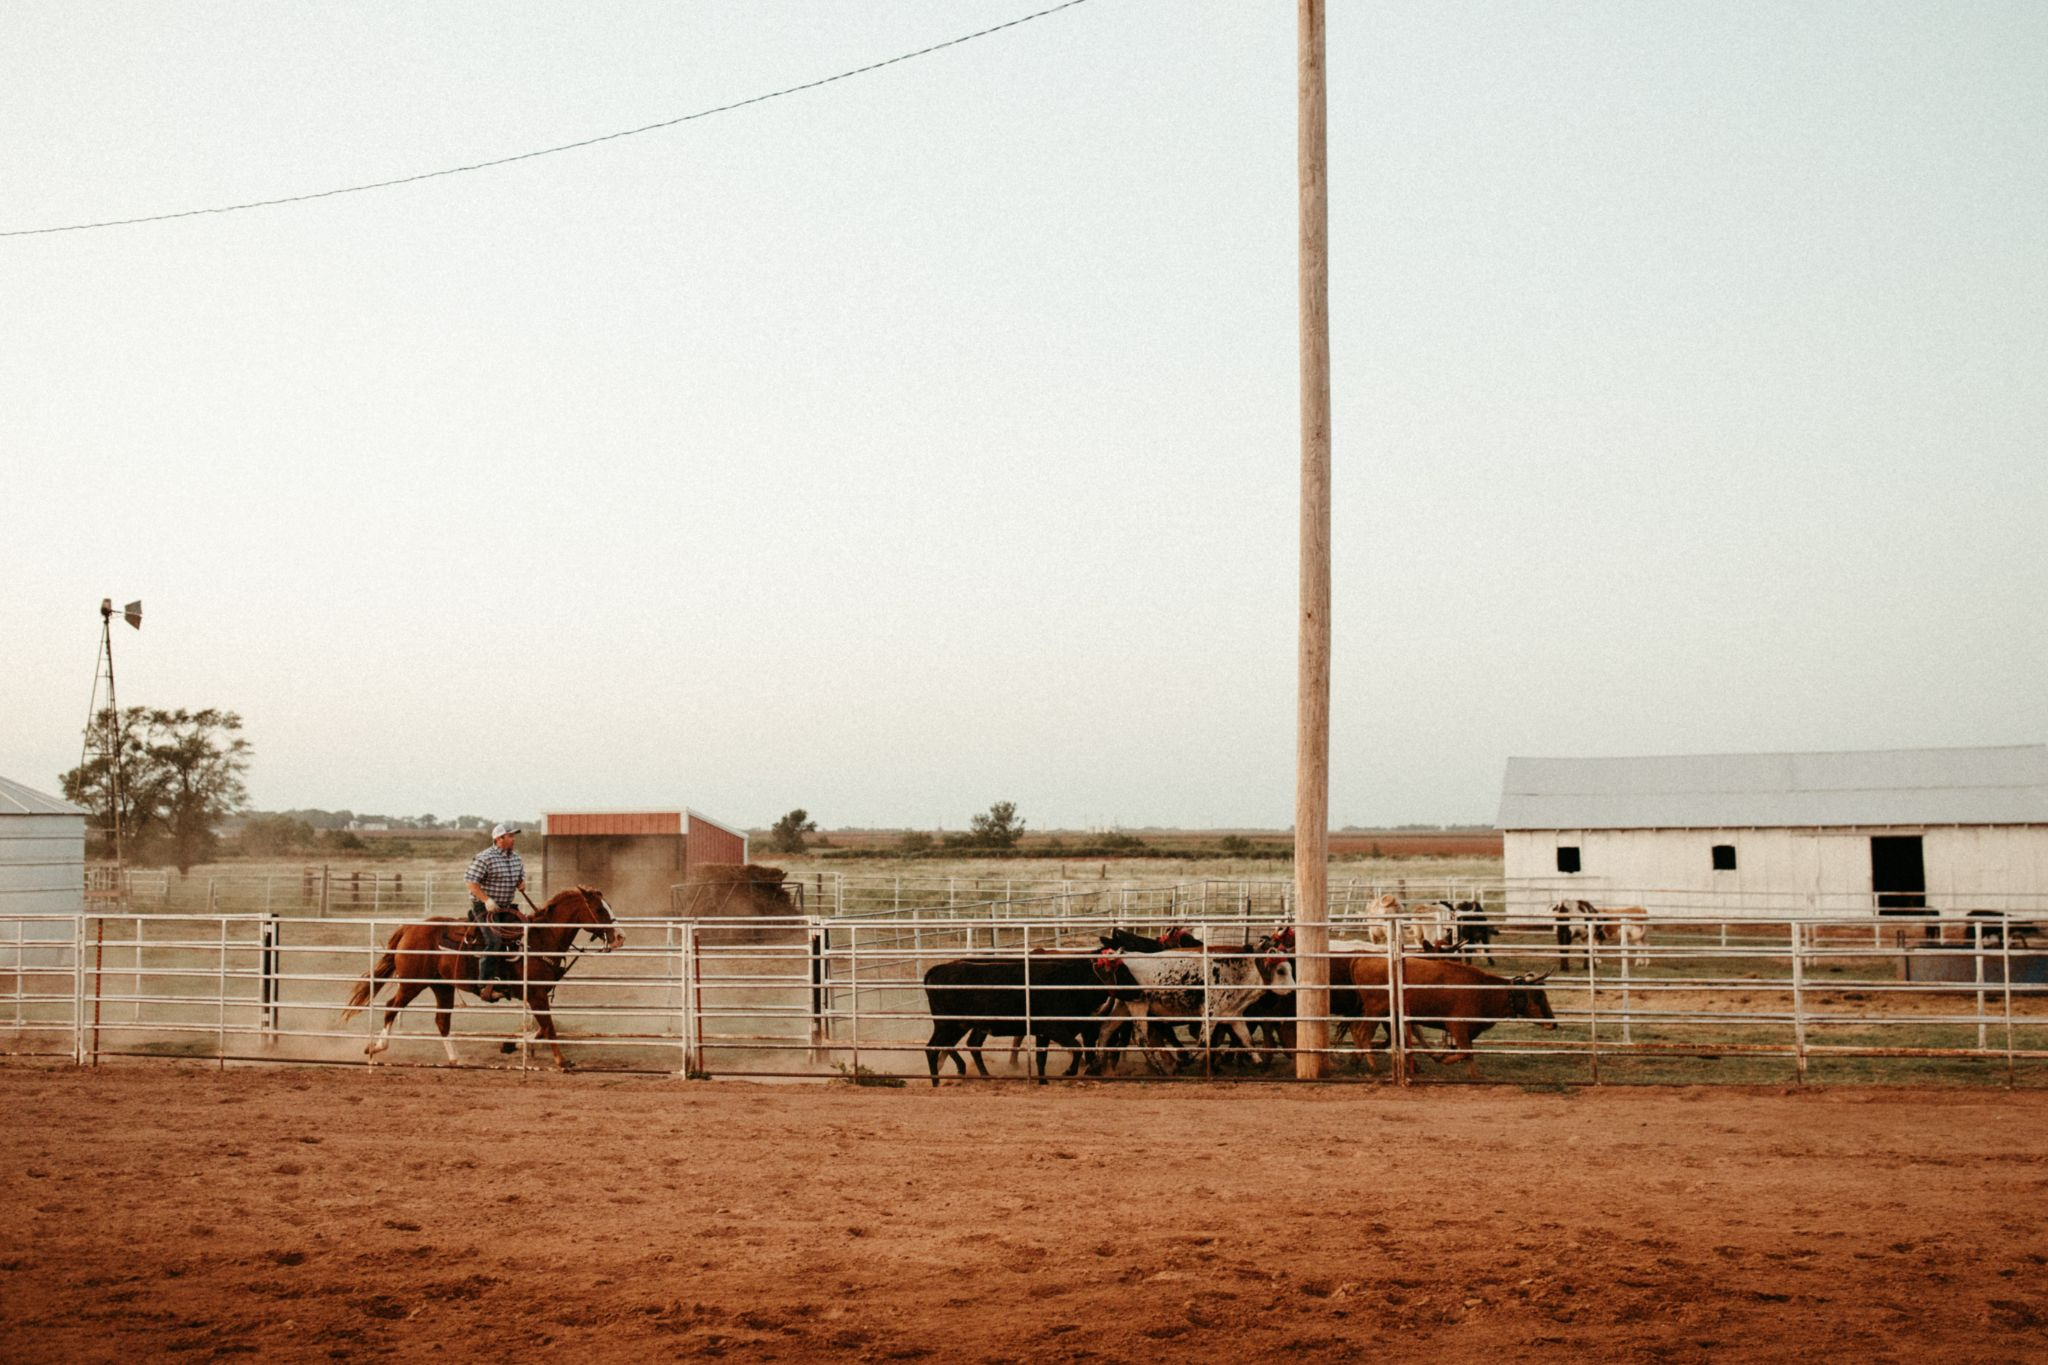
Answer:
1497;746;2048;922
0;775;87;987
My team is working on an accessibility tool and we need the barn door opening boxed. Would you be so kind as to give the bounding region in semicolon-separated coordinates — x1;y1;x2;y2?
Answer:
1871;835;1928;922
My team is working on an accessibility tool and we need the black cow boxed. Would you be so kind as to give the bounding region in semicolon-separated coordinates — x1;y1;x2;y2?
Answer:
1452;900;1497;964
1099;926;1203;953
923;954;1137;1085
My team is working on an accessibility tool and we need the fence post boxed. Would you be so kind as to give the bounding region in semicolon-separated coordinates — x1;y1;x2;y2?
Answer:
1023;933;1036;1082
1618;932;1633;1047
2002;922;2016;1087
1586;931;1600;1085
360;921;377;1059
808;920;827;1053
680;921;700;1078
1790;921;1807;1083
320;865;331;918
1387;930;1406;1087
128;911;142;1024
261;914;280;1045
1975;926;1988;1052
216;917;229;1069
72;911;87;1065
848;924;861;1076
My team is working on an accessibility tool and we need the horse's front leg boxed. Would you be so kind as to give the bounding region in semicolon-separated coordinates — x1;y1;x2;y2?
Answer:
431;983;458;1065
530;989;570;1069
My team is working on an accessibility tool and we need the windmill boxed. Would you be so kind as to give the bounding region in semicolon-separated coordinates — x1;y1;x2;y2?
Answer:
81;598;142;899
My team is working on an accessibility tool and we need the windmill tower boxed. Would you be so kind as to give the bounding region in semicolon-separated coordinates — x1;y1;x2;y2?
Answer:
80;598;142;905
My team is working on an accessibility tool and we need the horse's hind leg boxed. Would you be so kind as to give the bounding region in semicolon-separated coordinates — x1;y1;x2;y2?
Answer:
368;975;425;1061
432;983;458;1065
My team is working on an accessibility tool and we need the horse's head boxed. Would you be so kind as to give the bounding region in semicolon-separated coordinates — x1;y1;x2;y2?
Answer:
548;885;623;951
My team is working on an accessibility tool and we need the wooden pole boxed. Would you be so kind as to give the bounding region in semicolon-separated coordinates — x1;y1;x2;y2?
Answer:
1294;0;1333;1080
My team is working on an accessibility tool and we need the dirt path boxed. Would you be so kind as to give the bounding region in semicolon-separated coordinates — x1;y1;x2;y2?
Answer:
3;1064;2045;1362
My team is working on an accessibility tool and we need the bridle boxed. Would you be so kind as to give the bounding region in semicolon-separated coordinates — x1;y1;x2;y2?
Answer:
518;888;621;974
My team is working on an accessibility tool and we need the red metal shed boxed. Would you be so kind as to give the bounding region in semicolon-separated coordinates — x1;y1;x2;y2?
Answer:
541;809;750;918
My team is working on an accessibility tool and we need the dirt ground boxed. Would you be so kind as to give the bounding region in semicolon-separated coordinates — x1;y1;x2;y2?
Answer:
2;1065;2045;1363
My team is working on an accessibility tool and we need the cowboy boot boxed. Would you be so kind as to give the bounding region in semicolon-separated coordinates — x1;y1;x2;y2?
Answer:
471;935;501;1003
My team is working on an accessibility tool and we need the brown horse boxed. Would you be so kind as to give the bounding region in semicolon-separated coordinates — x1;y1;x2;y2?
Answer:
340;885;622;1068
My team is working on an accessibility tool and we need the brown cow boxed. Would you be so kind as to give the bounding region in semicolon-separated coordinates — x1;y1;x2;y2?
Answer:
1553;899;1650;969
1344;956;1557;1079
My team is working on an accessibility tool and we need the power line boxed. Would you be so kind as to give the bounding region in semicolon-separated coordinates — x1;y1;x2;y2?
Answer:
4;0;1093;239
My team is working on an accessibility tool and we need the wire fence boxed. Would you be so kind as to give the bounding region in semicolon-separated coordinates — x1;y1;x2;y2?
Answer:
5;899;2046;1085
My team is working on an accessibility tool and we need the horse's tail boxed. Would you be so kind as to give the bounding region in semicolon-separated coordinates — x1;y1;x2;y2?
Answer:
339;927;406;1021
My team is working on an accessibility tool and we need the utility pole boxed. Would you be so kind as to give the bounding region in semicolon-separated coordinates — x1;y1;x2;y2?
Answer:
1294;0;1333;1080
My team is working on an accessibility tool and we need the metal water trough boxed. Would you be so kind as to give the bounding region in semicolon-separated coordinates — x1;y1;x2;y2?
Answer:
1900;946;2048;987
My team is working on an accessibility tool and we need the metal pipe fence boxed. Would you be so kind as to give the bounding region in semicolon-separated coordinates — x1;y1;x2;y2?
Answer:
4;906;2046;1085
89;867;480;918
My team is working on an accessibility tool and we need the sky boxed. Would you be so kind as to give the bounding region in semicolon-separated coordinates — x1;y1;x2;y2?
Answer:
4;1;2045;832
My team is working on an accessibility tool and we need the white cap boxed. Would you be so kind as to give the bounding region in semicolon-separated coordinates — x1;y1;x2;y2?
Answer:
491;822;521;839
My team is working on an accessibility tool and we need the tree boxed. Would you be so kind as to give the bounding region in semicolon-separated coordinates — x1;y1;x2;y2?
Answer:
62;708;252;872
237;814;318;857
968;801;1026;850
768;808;819;855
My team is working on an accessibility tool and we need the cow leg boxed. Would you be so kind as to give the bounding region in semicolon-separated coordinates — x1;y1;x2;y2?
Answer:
925;1021;969;1086
1432;1024;1479;1079
1359;1020;1388;1075
961;1027;995;1078
1061;1028;1092;1078
1214;1020;1261;1068
1129;1005;1173;1074
1093;1003;1134;1075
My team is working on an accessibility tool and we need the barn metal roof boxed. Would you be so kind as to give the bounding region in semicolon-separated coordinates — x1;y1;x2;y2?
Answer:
1497;745;2048;831
0;775;87;818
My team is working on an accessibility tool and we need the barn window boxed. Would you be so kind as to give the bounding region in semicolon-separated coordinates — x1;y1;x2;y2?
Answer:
1556;845;1581;874
1712;844;1737;871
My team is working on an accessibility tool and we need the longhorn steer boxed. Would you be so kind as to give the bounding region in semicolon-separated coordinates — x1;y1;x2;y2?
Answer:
1099;943;1295;1072
1354;894;1460;950
1344;956;1558;1079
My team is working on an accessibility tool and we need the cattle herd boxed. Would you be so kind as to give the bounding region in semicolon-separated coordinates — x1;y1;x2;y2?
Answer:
921;897;1646;1084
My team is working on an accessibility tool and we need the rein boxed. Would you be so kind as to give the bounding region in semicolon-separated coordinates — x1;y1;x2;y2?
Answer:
502;889;615;983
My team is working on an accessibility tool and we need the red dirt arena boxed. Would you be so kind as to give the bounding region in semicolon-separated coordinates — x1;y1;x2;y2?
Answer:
3;1064;2045;1363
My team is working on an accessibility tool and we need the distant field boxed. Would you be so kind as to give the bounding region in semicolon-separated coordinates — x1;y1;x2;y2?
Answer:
195;827;1505;880
1327;831;1501;858
782;827;1502;862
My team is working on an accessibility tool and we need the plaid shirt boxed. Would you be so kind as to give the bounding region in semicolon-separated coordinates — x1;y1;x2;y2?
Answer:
466;845;525;907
